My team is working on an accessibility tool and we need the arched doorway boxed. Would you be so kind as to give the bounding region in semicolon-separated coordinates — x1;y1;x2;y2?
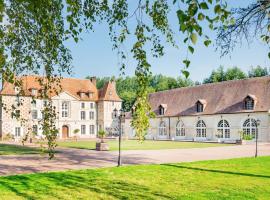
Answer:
62;125;69;139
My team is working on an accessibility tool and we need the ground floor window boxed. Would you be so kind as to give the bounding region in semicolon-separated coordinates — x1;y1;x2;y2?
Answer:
243;118;258;139
89;125;95;134
15;127;21;137
196;120;206;137
217;120;230;139
81;125;86;135
32;125;38;135
159;121;167;136
176;120;185;137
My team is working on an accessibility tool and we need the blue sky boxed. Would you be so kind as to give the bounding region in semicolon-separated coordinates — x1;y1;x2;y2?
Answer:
65;0;269;82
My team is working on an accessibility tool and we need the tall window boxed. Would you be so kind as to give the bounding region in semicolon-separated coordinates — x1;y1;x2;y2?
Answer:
176;120;185;137
90;102;94;109
197;102;204;112
31;110;38;119
15;127;21;137
89;125;95;134
244;97;254;110
243;118;258;139
62;101;69;117
81;111;86;120
196;120;206;137
89;111;94;120
81;125;86;135
217;120;230;138
32;125;38;135
81;102;85;109
159;121;167;136
159;107;165;115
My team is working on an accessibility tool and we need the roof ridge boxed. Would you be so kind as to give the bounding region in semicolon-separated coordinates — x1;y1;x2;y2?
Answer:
149;76;270;95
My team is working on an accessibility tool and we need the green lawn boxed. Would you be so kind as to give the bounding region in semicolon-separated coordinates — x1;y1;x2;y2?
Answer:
0;157;269;199
57;140;232;151
0;143;43;155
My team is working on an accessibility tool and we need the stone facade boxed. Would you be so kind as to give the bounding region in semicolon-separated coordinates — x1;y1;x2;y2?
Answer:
0;76;122;139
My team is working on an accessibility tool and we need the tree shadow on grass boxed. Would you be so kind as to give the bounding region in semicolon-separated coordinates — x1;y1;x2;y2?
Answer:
162;164;270;179
0;170;174;199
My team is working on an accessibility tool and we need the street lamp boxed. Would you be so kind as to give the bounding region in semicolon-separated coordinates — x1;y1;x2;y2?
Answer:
255;119;261;158
113;108;125;166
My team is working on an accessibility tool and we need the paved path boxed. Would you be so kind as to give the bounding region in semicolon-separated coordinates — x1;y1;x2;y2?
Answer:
0;143;269;176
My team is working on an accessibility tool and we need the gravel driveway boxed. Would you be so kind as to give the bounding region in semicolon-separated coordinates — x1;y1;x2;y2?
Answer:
0;143;269;176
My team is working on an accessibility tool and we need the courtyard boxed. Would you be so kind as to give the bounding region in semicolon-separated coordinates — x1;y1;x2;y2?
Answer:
0;156;269;199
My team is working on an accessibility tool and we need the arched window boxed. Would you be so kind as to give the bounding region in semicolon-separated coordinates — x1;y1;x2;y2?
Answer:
176;120;185;137
217;120;230;138
196;102;204;112
243;118;258;139
196;120;206;137
159;121;167;136
62;101;69;118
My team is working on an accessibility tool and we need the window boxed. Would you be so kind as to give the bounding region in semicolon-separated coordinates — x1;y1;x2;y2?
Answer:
12;110;20;118
31;110;38;119
81;125;86;135
15;96;20;105
243;118;258;139
112;101;114;106
81;111;86;120
62;101;69;118
197;102;204;112
176;120;185;137
43;100;48;107
32;125;38;135
15;127;21;137
244;97;254;110
31;100;36;108
158;121;167;136
90;102;94;109
81;102;85;109
217;120;230;139
89;93;93;98
196;120;206;137
89;111;94;120
89;125;95;134
14;87;20;94
31;89;37;96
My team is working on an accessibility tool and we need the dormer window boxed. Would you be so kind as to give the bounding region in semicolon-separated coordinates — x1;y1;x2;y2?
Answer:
89;92;93;98
31;89;37;96
159;104;167;115
79;92;85;98
244;95;256;110
196;99;206;113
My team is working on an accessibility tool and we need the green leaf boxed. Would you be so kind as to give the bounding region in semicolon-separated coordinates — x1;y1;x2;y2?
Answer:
183;59;191;68
190;33;197;45
200;2;209;10
214;5;221;14
181;70;190;78
204;40;211;47
198;13;205;21
188;46;194;54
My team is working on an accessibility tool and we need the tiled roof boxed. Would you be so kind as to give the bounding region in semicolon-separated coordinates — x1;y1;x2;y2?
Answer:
98;81;122;102
1;75;99;101
149;76;270;117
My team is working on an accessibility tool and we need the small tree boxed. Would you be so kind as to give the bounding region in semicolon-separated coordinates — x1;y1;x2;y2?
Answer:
73;129;80;141
98;130;106;143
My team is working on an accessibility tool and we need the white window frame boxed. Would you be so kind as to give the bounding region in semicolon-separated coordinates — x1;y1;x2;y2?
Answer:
62;101;69;118
89;125;95;135
15;127;21;137
196;120;206;138
243;118;258;139
31;110;38;120
81;125;86;135
217;119;230;139
89;111;94;120
81;111;86;120
158;121;167;137
81;102;85;109
176;120;185;137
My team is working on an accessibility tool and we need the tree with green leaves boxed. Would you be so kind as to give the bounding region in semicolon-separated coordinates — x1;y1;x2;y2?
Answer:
225;67;247;81
248;66;269;78
0;0;268;156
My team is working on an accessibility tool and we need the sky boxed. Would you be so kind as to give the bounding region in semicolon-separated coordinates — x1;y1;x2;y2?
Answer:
64;0;269;82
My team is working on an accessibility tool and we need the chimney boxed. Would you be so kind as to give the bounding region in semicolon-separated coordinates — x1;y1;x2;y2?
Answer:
90;77;96;86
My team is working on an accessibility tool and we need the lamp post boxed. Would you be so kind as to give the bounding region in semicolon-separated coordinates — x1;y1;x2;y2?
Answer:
113;108;125;167
255;119;261;158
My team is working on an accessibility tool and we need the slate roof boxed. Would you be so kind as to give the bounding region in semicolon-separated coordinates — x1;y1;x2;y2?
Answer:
148;76;270;117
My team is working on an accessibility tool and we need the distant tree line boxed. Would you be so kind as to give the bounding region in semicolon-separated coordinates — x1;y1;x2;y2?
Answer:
86;66;269;111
